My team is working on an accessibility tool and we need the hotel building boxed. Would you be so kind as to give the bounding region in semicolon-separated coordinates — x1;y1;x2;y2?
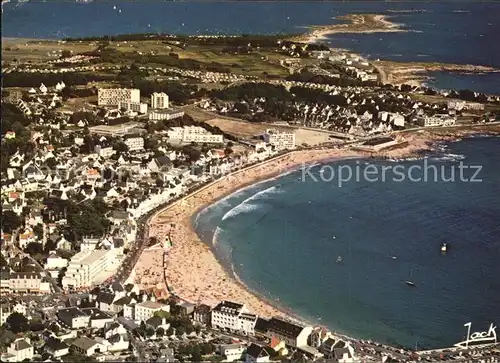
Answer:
211;300;257;335
166;127;185;140
119;101;148;114
263;129;296;150
8;272;50;294
133;301;170;323
124;136;145;152
266;317;313;348
447;100;485;111
149;109;185;121
167;126;224;144
98;88;140;107
416;114;456;127
62;250;116;290
151;92;169;109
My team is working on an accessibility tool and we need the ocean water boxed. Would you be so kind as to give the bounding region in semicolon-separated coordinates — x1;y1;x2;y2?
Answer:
2;1;500;94
195;137;500;350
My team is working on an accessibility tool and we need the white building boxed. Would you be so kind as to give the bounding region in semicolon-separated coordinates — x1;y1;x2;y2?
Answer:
62;250;117;290
238;313;258;335
0;304;12;326
9;272;47;294
45;253;69;270
134;301;170;323
166;126;223;144
80;237;100;252
219;343;246;362
4;338;34;362
124;136;145;152
119;101;148;114
183;133;224;144
57;307;91;329
95;146;115;158
266;317;313;348
391;114;405;127
71;337;107;356
211;301;257;335
182;126;224;144
447;100;485;111
149;109;185;121
166;127;184;140
151;92;169;109
263;129;295;150
245;343;273;363
416;114;456;127
98;88;140;107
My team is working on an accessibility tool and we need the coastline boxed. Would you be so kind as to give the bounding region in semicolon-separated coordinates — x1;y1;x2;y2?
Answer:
292;13;406;44
134;125;500;344
148;148;363;320
290;13;500;90
142;137;446;317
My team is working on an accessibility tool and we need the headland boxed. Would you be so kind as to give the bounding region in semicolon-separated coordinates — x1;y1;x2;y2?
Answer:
293;13;406;43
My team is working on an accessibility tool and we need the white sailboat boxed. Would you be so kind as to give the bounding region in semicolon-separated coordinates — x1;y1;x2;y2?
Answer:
441;242;448;253
405;268;416;287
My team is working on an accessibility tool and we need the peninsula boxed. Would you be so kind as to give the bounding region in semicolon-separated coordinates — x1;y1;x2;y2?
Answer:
294;13;406;43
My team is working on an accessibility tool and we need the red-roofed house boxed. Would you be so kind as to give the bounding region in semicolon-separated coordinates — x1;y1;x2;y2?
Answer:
269;337;288;356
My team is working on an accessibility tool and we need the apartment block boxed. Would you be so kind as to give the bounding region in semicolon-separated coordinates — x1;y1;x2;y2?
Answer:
416;114;456;127
98;88;140;107
62;250;116;290
124;136;145;152
151;92;169;109
182;133;224;144
119;101;148;114
149;109;185;121
167;126;224;144
9;272;44;294
263;129;296;150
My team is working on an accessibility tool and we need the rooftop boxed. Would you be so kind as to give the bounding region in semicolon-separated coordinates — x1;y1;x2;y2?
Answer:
13;339;32;351
268;317;305;339
57;307;87;320
136;301;165;310
80;250;111;265
213;300;243;314
71;336;98;351
81;308;112;320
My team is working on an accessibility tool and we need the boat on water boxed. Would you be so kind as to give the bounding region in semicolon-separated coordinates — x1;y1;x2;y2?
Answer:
405;268;416;287
336;256;343;263
441;242;448;253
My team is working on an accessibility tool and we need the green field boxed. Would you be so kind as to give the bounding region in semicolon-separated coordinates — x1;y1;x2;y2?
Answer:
2;38;293;78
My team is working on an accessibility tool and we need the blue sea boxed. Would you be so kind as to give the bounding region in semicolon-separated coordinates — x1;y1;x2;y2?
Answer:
2;1;500;94
195;137;500;350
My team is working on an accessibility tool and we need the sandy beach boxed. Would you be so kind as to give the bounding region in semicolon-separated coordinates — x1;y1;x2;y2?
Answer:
132;136;461;319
